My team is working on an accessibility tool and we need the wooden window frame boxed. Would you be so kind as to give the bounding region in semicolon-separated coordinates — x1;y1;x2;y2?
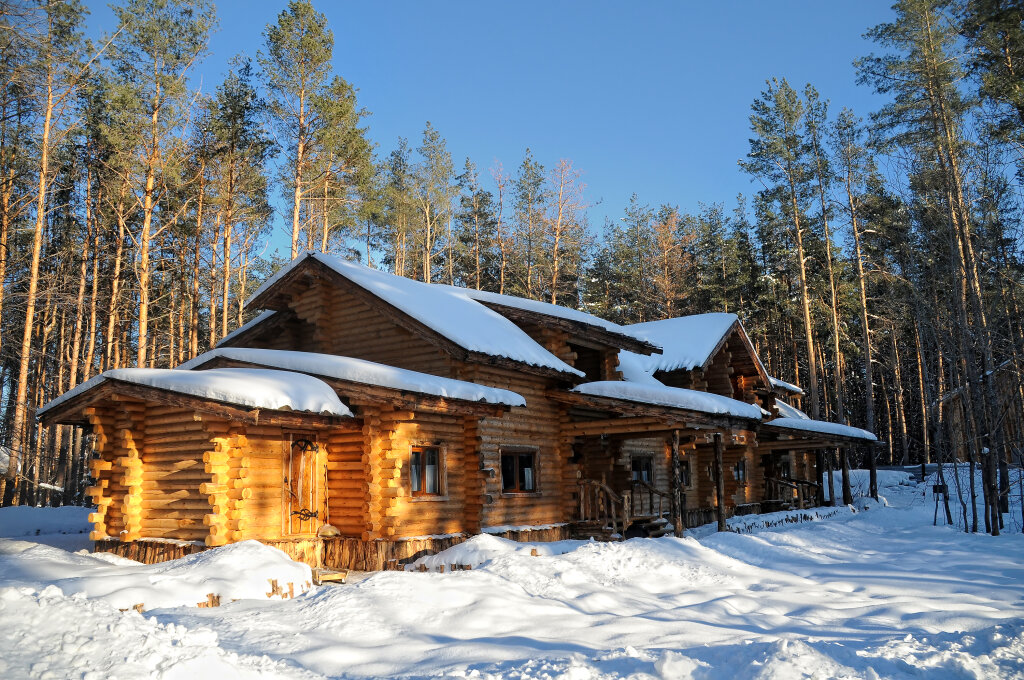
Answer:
680;458;692;488
409;445;447;501
630;455;654;484
499;446;540;496
733;458;747;485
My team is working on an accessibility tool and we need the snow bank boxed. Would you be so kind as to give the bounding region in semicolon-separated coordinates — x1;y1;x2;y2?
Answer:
0;539;312;610
572;380;763;420
178;347;525;407
0;586;318;680
766;416;877;441
0;505;91;539
247;253;583;377
38;367;352;418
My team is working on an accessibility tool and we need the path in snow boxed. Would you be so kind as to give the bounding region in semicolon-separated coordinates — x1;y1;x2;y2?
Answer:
1;472;1023;679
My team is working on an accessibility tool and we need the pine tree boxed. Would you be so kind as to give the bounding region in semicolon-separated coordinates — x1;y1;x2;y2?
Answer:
260;0;333;259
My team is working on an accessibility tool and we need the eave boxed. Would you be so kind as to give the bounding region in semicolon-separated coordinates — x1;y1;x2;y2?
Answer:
188;355;513;418
548;389;756;433
38;378;360;430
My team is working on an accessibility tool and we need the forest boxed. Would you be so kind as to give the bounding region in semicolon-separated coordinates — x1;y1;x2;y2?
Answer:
1;0;1022;534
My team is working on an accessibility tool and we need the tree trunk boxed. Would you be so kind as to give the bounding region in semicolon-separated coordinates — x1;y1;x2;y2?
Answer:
5;66;54;506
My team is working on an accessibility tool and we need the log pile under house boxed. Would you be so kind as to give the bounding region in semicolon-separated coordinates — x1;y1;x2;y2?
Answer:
40;252;879;570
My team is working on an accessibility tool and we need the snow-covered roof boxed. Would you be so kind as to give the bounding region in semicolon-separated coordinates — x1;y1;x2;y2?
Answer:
216;310;276;347
247;252;583;377
765;417;877;442
178;348;526;407
443;286;655;348
775;399;810;420
769;376;804;395
623;313;740;374
37;367;352;419
571;381;763;421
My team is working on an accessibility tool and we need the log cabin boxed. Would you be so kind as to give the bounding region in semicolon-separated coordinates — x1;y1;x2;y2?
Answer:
39;252;877;570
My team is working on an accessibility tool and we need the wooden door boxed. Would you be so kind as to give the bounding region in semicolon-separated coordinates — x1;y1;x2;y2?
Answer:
284;432;323;535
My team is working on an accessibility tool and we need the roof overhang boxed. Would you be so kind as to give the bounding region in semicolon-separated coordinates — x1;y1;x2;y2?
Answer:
187;355;512;418
759;422;881;449
38;377;360;430
548;389;758;433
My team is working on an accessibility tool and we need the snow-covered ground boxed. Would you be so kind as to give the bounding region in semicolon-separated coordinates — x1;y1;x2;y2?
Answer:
2;470;1023;679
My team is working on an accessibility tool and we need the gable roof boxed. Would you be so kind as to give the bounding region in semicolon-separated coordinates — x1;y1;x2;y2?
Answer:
246;252;584;379
443;286;660;354
622;313;771;386
178;348;525;407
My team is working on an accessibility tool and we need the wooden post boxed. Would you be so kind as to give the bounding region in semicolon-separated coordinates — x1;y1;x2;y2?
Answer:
670;429;683;537
815;451;826;506
840;446;853;505
825;449;836;506
866;443;878;500
714;433;727;532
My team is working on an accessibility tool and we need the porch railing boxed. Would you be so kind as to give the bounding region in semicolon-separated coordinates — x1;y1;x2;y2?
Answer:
576;479;631;536
629;479;672;520
764;477;819;509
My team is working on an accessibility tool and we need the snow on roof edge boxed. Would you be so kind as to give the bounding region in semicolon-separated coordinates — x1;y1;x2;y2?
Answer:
177;348;526;407
38;367;352;419
766;417;877;442
571;380;763;421
769;376;804;395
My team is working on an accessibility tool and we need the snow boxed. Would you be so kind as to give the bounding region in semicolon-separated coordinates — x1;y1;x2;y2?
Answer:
247;252;584;377
177;347;526;407
0;539;311;611
767;416;878;441
614;350;664;386
774;398;810;419
443;285;654;347
215;310;276;348
572;380;763;420
3;473;1024;678
769;375;804;395
37;367;352;419
624;313;744;373
0;505;92;553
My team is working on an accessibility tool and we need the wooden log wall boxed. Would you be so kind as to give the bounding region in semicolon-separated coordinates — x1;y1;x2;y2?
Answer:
226;425;289;544
359;406;474;540
325;423;369;537
85;406;117;541
278;278;454;376
460;363;567;527
138;406;222;544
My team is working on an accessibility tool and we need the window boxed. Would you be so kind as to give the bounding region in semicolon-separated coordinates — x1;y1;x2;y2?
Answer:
568;343;603;381
680;459;691;487
501;449;537;493
733;459;747;484
779;461;791;480
411;447;441;496
631;456;653;483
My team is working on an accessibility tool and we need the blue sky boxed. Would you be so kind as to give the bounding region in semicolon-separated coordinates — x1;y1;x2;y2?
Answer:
84;0;896;257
